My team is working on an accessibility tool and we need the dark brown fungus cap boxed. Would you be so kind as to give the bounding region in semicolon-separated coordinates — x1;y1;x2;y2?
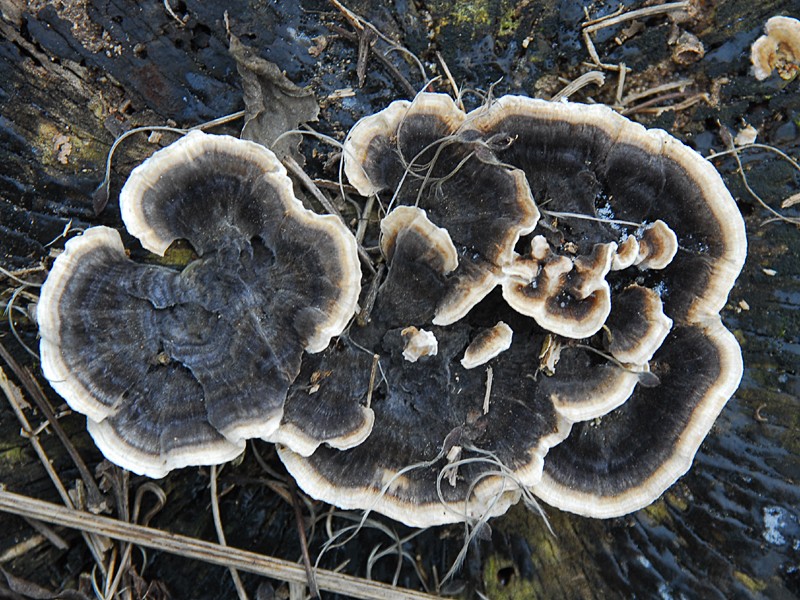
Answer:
280;205;571;527
379;206;458;275
39;131;361;477
343;93;539;326
468;96;745;516
634;220;678;270
469;96;746;326
282;94;745;524
605;285;672;366
533;321;742;518
502;237;615;339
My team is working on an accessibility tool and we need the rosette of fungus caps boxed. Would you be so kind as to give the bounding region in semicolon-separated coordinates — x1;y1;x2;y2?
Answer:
38;131;362;478
278;94;746;526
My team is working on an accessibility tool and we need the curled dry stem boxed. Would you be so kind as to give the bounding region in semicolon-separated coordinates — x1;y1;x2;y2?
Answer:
711;134;800;227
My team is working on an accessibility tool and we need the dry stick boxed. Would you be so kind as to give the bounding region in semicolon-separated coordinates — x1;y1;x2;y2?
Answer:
328;26;418;98
283;155;376;274
355;193;375;244
313;179;359;195
366;353;380;409
0;265;43;287
436;51;463;111
210;466;249;600
329;0;427;84
329;0;364;31
583;2;690;35
623;91;708;116
551;71;605;102
581;2;689;71
22;517;69;550
621;78;693;105
0;367;109;576
356;263;385;327
163;0;185;26
103;482;166;600
582;3;625;27
0;490;441;600
482;367;493;415
356;27;378;88
288;480;320;600
0;534;46;563
715;131;800;226
0;343;104;511
615;62;627;106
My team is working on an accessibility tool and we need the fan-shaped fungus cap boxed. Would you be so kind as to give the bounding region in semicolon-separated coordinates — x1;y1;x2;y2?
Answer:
380;206;458;275
751;16;800;80
466;95;745;516
533;320;742;518
460;321;513;369
279;201;571;527
344;93;540;327
38;131;361;477
502;238;616;339
280;94;745;525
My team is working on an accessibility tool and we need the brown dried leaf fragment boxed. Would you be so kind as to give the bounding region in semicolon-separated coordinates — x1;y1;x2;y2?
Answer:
229;34;320;161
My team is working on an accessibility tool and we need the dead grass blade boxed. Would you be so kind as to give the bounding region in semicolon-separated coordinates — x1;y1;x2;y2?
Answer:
0;490;443;600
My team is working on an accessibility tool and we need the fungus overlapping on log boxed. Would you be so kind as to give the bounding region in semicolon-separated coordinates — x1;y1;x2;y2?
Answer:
37;131;362;478
279;94;746;525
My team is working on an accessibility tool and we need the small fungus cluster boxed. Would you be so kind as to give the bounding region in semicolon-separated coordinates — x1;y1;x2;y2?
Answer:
39;94;746;527
751;15;800;81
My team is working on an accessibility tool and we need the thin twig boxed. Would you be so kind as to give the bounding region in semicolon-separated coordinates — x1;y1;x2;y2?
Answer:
436;52;463;111
0;489;442;600
0;534;46;563
329;0;427;83
482;367;493;415
623;92;709;116
0;366;109;577
366;353;380;409
356;263;385;326
0;265;43;287
621;78;693;105
582;2;690;34
22;517;68;550
551;71;605;102
283;154;375;273
615;62;627;106
163;0;186;26
0;343;105;511
289;479;320;600
103;481;166;600
211;465;249;600
327;25;418;98
356;192;376;244
715;130;800;226
581;2;689;71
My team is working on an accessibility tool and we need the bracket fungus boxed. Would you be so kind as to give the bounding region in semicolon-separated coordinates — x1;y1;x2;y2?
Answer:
38;131;362;477
751;16;800;81
279;93;746;526
39;93;745;527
